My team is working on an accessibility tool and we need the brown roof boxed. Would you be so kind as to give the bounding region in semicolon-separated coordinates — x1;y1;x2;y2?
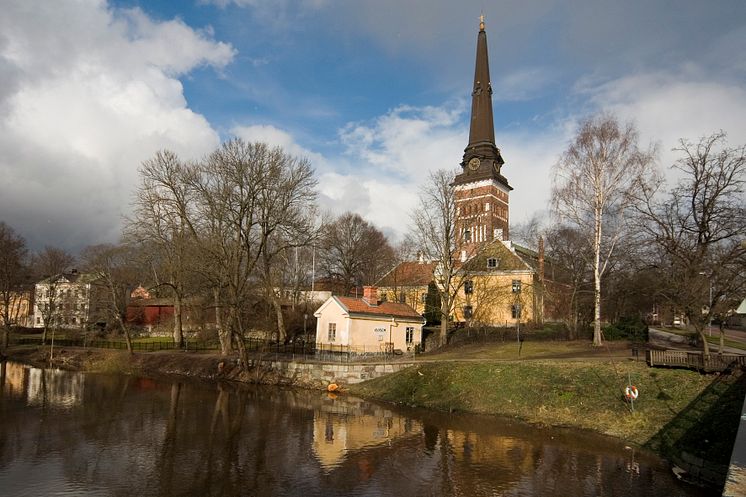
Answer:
376;261;436;287
334;296;423;321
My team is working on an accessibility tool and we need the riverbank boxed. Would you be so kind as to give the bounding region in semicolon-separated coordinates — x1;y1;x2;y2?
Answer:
348;359;744;451
6;344;744;478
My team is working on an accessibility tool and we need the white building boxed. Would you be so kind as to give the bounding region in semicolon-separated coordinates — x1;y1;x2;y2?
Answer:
33;270;105;329
314;286;424;354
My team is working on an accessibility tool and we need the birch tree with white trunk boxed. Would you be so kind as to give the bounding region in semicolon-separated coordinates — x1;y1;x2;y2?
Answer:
551;114;656;346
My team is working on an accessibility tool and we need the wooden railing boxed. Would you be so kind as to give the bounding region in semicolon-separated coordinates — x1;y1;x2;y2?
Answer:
646;349;746;372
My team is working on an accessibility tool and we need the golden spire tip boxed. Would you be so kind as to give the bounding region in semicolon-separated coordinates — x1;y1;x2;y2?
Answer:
479;13;485;31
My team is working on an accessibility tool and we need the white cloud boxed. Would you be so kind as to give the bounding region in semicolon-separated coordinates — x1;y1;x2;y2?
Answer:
230;124;327;167
339;104;466;180
0;1;234;250
584;69;746;178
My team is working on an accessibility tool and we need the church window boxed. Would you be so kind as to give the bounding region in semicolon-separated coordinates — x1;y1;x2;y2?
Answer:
494;228;503;240
487;258;498;268
512;280;521;293
464;229;471;242
463;305;473;319
485;203;490;211
511;304;522;319
464;280;473;294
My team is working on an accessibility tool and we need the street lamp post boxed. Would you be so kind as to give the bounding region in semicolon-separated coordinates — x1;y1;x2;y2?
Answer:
708;282;713;338
699;272;713;337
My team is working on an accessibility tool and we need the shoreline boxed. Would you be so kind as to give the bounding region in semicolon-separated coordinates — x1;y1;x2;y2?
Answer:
4;344;741;491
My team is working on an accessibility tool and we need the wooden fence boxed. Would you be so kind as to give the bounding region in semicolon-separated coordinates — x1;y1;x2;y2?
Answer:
646;349;746;372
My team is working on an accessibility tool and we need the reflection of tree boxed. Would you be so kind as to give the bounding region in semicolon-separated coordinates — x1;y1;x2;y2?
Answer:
0;368;690;497
158;382;181;496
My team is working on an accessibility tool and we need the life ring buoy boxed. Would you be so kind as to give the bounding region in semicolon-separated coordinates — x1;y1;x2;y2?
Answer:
625;385;639;401
327;383;339;392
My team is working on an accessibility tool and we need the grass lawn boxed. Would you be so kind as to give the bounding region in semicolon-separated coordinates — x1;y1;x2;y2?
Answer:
350;358;721;446
419;339;635;361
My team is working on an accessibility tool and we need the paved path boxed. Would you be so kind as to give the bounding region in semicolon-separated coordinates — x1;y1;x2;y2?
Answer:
649;327;746;355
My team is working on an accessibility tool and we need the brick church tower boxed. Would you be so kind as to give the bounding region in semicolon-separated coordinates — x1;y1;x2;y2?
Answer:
453;15;512;257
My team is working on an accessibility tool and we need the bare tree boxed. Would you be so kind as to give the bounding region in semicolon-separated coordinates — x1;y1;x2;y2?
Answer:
410;169;466;347
318;212;395;293
551;114;656;346
127;150;195;347
132;141;319;367
0;222;29;349
510;212;546;249
32;247;75;344
542;225;593;338
80;243;143;354
636;132;746;356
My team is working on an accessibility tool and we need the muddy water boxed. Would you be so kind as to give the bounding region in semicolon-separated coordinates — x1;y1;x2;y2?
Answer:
0;361;715;496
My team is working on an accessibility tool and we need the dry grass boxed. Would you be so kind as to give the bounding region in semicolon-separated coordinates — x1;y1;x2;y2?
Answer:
350;359;715;446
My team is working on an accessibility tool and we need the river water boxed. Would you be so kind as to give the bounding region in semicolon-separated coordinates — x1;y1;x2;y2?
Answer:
0;361;715;496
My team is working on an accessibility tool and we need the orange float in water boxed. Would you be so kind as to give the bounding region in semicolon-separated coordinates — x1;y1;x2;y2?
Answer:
327;383;339;392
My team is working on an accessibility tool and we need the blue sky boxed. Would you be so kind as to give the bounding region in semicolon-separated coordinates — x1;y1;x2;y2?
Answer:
1;0;745;251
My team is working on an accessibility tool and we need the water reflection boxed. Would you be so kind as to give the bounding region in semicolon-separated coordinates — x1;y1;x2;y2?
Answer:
313;395;423;471
0;361;716;497
1;360;84;407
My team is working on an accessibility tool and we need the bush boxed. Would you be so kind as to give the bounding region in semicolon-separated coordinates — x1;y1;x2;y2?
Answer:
602;316;648;342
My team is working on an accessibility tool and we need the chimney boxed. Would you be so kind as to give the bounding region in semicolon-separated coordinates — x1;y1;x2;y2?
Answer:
538;237;545;282
362;286;380;306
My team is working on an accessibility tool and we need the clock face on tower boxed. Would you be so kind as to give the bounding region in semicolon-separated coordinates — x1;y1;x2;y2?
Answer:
468;157;481;170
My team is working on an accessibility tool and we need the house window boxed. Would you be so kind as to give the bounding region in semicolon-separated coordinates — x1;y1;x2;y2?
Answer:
512;280;521;293
464;280;474;294
72;317;77;324
511;304;522;319
487;258;498;268
36;317;41;324
463;305;473;319
328;323;336;342
406;327;415;344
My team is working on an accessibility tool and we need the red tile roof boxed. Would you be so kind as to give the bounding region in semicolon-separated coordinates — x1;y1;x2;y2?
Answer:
376;261;437;287
335;296;423;321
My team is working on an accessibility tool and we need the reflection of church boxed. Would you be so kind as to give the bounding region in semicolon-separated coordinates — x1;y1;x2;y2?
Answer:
311;395;422;471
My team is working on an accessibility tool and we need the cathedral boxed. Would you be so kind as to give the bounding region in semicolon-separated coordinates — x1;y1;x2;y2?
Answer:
454;14;512;258
377;16;561;329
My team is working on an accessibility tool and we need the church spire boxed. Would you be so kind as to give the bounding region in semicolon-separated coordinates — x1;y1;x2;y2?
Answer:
467;14;495;150
456;14;509;189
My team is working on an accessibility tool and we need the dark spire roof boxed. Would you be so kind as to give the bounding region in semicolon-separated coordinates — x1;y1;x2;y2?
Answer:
467;16;495;152
455;15;511;189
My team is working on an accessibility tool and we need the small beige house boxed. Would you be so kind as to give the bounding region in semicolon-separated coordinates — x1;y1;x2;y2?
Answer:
314;286;424;354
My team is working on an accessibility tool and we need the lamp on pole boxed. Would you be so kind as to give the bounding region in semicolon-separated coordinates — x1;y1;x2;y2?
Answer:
699;272;713;337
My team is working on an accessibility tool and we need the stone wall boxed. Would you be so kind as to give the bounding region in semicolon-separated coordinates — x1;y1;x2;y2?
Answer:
247;359;413;389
